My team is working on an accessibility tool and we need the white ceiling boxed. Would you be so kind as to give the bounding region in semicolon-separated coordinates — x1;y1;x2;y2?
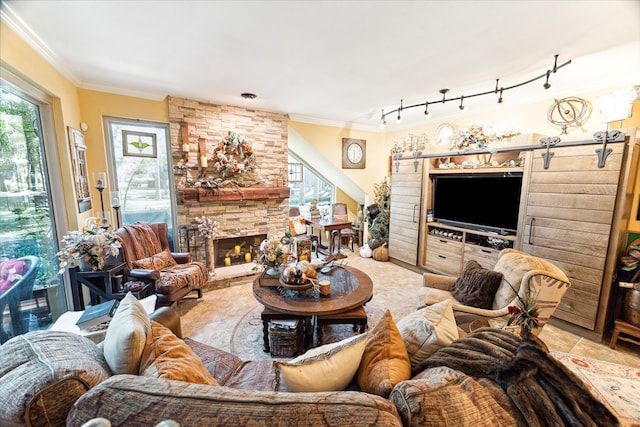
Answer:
2;0;639;131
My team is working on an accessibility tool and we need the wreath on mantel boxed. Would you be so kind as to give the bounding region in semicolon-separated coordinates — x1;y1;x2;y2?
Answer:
211;131;258;179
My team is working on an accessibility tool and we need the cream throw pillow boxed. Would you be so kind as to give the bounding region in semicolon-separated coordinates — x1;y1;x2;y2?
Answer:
396;299;459;374
274;333;368;392
103;293;151;374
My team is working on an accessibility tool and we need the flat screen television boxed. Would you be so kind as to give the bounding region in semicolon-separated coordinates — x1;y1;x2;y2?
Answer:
432;173;523;234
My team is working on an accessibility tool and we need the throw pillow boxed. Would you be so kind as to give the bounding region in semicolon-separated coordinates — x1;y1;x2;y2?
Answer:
288;216;308;237
450;260;503;309
274;333;368;392
357;309;411;397
396;299;459;375
132;247;177;270
103;293;151;374
0;259;26;295
140;321;219;385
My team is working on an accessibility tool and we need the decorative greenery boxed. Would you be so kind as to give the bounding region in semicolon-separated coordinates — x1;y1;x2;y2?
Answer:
56;224;121;273
212;131;257;179
368;177;391;250
257;237;291;270
194;215;220;240
505;278;540;337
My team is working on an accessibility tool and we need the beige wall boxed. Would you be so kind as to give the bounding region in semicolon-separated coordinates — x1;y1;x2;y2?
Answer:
288;121;387;212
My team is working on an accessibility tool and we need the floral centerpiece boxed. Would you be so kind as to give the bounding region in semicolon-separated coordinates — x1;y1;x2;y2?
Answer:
212;131;257;179
57;224;121;273
257;237;291;275
450;121;520;151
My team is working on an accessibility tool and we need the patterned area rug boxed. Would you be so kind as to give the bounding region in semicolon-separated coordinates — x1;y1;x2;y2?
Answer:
552;351;640;427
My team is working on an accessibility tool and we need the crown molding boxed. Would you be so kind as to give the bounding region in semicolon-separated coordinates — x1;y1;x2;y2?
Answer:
0;2;81;86
288;114;382;133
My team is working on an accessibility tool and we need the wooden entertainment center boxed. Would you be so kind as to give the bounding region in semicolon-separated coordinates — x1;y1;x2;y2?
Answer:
388;129;640;341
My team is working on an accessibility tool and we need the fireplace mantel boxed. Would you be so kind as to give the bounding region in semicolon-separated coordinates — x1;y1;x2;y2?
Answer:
178;186;290;203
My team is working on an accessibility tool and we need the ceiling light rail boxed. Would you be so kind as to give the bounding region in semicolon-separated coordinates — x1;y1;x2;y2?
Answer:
379;55;571;128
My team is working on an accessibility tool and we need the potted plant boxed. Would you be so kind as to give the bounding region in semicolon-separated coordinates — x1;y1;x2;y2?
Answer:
57;224;121;273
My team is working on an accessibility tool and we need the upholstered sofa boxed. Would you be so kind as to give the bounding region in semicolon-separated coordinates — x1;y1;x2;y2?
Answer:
0;291;616;427
114;222;206;308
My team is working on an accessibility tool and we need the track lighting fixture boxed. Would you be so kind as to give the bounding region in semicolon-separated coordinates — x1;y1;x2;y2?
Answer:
379;55;570;126
379;109;386;129
424;102;432;119
543;70;551;90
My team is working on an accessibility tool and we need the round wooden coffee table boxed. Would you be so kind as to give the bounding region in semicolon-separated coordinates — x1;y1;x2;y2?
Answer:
253;265;373;352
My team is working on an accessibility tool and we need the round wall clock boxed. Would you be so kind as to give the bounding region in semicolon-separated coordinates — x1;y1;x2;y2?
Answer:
342;138;366;169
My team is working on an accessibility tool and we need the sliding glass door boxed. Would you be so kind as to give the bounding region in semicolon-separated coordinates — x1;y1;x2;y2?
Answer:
0;80;67;342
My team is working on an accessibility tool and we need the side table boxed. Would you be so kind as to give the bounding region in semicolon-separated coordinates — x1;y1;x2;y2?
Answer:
68;263;126;311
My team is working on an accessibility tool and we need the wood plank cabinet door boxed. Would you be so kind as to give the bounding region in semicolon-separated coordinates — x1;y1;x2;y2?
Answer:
521;143;625;330
388;159;424;265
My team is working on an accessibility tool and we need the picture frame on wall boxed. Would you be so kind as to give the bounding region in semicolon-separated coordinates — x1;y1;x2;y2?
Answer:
122;130;157;158
67;126;92;213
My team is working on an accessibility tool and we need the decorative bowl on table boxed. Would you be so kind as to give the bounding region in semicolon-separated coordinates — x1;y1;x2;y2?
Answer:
279;264;315;291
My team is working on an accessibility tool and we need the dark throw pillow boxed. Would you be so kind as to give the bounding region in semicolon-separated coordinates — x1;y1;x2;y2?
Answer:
450;260;503;309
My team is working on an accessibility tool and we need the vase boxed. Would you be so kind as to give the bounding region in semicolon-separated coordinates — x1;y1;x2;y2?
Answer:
77;258;93;272
266;265;279;276
205;237;215;277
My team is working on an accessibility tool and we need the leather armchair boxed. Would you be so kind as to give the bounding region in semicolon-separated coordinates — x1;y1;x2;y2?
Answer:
418;249;571;334
114;222;205;308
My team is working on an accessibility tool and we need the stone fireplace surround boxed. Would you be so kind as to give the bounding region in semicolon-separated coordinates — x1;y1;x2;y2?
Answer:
168;97;290;277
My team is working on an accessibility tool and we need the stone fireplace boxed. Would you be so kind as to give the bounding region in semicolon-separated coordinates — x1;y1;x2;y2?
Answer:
168;97;290;277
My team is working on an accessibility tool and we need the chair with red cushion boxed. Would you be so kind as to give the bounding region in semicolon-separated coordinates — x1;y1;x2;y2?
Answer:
0;255;39;343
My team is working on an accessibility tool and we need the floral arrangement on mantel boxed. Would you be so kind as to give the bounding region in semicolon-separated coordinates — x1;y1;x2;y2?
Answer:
449;121;521;151
57;224;121;273
212;131;257;179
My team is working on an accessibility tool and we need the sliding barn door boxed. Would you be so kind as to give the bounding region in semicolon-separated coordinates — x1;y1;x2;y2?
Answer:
388;158;424;265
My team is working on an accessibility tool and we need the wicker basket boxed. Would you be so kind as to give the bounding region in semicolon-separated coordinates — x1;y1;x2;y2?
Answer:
269;320;302;357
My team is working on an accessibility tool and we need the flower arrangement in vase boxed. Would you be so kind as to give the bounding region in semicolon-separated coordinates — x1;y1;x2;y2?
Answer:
257;237;292;275
57;224;121;273
195;215;220;276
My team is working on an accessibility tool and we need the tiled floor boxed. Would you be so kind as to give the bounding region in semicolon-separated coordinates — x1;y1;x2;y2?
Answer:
178;251;640;368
